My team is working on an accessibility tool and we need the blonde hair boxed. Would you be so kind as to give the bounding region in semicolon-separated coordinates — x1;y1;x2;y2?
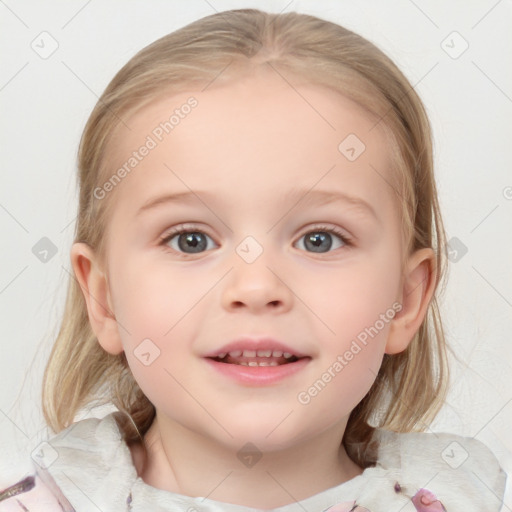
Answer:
42;8;449;468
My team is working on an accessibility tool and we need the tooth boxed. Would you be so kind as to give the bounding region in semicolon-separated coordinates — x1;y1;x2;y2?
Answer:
217;352;227;358
229;350;242;357
272;350;283;357
232;361;281;367
283;352;293;358
257;350;272;357
243;350;257;357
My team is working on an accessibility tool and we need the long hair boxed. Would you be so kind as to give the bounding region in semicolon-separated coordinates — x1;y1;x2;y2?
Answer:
42;8;449;468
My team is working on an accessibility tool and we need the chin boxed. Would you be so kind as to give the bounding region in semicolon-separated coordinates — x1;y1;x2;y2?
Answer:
223;418;316;452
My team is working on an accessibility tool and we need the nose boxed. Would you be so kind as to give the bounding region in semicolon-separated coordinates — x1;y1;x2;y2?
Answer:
220;251;294;314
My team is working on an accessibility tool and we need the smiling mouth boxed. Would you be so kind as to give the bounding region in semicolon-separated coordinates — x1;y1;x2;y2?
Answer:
208;349;306;366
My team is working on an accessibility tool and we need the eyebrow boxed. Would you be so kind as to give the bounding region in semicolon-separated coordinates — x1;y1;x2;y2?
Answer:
286;188;377;219
137;190;218;216
136;188;377;220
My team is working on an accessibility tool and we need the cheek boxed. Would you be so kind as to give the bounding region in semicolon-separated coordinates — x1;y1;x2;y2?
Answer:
109;259;211;409
306;254;401;340
297;319;389;424
296;256;400;412
111;257;210;341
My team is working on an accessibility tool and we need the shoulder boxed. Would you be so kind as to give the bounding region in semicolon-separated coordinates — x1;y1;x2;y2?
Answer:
39;413;137;510
0;414;146;511
375;428;505;482
359;428;507;511
47;412;123;453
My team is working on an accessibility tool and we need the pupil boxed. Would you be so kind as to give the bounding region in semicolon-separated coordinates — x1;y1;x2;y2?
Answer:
306;232;332;253
179;232;207;253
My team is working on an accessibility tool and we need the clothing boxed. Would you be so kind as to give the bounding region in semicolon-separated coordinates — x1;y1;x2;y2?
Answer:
0;413;507;511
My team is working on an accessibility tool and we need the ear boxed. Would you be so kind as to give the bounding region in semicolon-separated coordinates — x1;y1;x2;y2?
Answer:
70;242;124;355
385;247;437;355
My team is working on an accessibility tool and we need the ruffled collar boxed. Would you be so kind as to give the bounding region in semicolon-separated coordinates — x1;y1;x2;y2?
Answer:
40;413;506;511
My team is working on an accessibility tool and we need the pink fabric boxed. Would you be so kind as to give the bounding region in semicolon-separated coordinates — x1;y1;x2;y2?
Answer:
0;472;74;512
324;488;447;512
411;488;447;511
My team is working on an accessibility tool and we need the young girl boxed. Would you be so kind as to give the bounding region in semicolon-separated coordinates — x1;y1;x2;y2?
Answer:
0;8;506;511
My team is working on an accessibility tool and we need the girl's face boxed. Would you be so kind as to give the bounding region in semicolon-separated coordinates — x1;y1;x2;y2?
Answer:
88;67;410;450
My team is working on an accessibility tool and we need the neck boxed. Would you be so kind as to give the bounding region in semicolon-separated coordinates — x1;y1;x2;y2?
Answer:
130;414;364;509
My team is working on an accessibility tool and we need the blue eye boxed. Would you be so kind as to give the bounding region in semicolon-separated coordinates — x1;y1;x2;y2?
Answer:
295;227;350;253
159;225;352;256
160;228;216;254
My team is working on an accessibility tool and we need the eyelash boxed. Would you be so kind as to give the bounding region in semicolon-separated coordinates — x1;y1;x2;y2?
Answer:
158;224;353;256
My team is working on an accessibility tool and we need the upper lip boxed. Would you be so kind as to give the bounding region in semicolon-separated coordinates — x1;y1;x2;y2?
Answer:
204;337;310;359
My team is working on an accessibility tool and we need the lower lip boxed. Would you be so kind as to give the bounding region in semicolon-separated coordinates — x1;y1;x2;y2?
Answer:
204;357;311;385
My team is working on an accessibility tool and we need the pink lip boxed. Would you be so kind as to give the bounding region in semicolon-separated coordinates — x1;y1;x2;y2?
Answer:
203;337;309;358
202;337;311;386
204;357;311;386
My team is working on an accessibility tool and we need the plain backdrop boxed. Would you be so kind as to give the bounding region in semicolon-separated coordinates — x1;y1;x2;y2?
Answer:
1;0;511;507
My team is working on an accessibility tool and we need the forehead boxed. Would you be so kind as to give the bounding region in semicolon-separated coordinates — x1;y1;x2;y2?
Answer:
104;67;396;224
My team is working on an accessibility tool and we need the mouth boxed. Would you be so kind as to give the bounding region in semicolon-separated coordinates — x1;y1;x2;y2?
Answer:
204;347;311;386
207;349;307;367
203;338;312;385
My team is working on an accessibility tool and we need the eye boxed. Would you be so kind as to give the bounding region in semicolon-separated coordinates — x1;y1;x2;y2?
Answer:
295;226;351;253
159;226;217;255
158;224;351;256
